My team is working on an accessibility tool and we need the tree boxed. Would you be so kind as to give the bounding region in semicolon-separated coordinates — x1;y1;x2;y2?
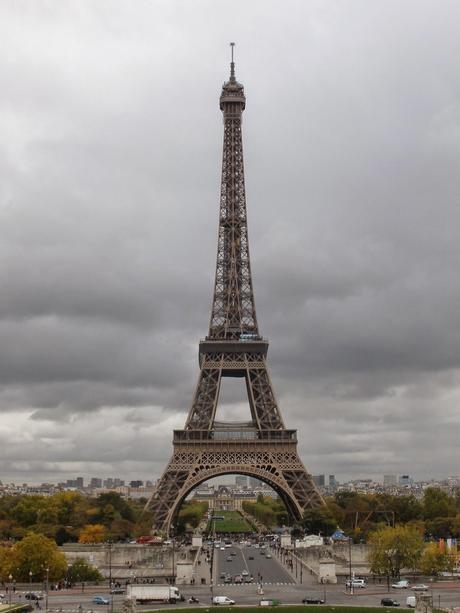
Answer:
301;508;337;536
423;488;456;521
367;525;424;578
78;524;107;543
1;533;67;581
419;543;455;576
67;558;103;582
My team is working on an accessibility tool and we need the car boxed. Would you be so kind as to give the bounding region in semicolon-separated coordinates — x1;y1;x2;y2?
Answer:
213;596;235;605
265;554;272;559
110;588;125;594
92;596;110;605
220;572;227;579
411;584;429;592
25;592;44;600
234;575;243;584
248;555;254;560
302;597;325;604
230;551;237;556
381;598;400;607
226;556;233;562
345;579;367;588
220;546;226;550
392;580;410;589
244;576;254;583
242;570;249;576
224;576;232;584
406;596;416;608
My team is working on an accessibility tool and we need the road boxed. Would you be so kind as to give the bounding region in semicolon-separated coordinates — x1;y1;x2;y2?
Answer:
11;581;460;610
214;544;294;586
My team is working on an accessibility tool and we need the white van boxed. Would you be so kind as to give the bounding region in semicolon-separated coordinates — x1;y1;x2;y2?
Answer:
213;596;235;605
392;580;410;589
406;596;416;608
345;578;367;588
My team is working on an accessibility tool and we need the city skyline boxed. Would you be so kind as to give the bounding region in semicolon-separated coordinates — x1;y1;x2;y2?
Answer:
1;2;460;484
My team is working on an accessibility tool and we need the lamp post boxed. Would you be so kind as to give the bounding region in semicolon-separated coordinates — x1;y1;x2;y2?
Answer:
348;537;353;595
29;570;33;596
8;574;12;606
45;567;49;613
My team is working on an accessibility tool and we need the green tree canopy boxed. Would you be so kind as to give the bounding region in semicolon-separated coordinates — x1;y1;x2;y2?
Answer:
1;533;67;582
367;525;425;578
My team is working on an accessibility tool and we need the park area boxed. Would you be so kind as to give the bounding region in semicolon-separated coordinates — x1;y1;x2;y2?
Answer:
208;510;253;533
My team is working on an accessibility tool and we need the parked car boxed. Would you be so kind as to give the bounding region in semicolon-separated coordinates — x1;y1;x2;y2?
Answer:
242;570;249;576
345;579;367;588
249;555;254;560
411;584;429;592
92;596;110;605
226;556;233;562
392;580;410;589
265;554;272;559
406;596;416;608
381;598;400;606
213;596;235;605
302;597;325;604
224;576;232;584
244;576;254;583
233;575;243;584
110;588;125;594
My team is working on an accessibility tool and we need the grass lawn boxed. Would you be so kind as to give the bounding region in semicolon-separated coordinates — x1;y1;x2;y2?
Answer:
208;510;253;533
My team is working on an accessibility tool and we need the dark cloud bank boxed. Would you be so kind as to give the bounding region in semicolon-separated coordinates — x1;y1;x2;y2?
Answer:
1;1;459;483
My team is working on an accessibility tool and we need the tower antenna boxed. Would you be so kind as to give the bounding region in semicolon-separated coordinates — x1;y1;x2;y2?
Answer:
230;41;235;80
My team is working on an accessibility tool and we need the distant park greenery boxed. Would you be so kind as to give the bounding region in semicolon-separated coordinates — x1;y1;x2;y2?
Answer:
176;501;208;533
0;491;154;545
207;510;252;533
298;488;460;542
243;494;289;528
0;486;459;546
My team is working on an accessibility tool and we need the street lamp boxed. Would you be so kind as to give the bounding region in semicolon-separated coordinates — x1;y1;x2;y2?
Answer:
45;567;50;613
348;537;354;595
29;570;33;596
8;574;12;606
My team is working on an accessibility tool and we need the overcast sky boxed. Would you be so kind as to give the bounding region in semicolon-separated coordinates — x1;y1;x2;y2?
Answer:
1;1;460;486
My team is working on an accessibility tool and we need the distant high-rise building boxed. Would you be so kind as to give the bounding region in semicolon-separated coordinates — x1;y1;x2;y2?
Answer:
249;477;262;488
66;479;77;488
130;480;144;488
329;475;337;488
399;475;412;486
113;478;125;487
76;477;84;488
90;477;102;488
235;476;248;487
313;475;325;487
384;474;397;486
104;478;114;488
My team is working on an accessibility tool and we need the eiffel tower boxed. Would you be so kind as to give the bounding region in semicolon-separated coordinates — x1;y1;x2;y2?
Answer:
148;47;324;535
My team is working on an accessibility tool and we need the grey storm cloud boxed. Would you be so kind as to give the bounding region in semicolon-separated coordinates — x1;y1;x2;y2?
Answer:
1;0;460;484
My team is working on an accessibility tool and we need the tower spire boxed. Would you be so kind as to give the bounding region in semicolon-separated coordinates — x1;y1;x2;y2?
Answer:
230;41;235;81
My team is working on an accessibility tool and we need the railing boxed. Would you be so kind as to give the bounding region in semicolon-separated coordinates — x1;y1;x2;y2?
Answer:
173;429;297;443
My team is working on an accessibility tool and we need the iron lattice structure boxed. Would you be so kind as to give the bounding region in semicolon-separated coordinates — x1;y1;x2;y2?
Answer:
147;56;324;534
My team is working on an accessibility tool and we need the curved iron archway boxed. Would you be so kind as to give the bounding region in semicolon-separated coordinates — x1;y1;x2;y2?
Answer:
167;467;303;536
